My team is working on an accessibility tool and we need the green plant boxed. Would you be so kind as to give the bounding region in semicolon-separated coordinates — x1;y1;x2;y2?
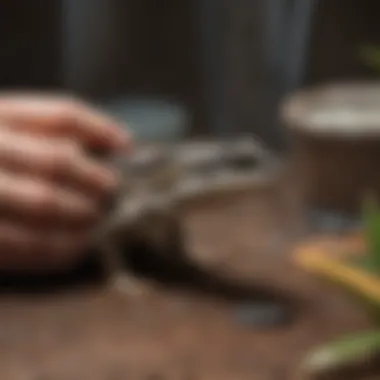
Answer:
361;194;380;272
359;44;380;74
298;195;380;378
302;330;380;378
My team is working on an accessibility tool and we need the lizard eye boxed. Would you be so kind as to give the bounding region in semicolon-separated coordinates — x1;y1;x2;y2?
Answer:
128;147;169;175
226;153;259;170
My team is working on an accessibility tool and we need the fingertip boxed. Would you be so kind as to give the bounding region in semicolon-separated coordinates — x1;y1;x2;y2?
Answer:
95;166;120;196
71;105;133;154
110;125;133;153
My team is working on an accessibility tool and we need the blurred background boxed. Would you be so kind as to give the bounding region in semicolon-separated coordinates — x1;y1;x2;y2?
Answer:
3;1;380;379
1;0;380;148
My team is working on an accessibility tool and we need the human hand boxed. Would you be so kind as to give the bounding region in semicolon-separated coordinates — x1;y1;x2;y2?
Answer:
0;93;131;272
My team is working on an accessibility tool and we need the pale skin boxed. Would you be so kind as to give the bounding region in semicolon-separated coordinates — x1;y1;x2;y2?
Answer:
0;93;131;272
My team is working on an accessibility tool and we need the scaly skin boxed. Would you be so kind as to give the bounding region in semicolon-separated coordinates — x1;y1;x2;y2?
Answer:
96;137;280;297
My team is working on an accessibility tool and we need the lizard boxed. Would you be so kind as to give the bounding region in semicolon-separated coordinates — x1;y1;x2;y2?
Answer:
93;135;290;304
0;134;293;312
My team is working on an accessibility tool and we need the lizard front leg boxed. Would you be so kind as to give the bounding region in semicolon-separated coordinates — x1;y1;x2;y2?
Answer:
97;192;166;297
92;144;177;297
98;240;150;297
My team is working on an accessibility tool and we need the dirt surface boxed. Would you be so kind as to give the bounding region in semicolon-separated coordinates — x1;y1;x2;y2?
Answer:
0;188;372;380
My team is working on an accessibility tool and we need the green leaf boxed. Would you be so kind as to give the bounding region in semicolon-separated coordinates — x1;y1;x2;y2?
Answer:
302;331;380;375
362;194;380;271
359;44;380;74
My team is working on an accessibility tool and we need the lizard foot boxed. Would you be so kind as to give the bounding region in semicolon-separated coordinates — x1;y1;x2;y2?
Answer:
109;273;152;297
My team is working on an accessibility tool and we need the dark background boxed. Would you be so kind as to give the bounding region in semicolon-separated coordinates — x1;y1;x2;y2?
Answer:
0;0;379;141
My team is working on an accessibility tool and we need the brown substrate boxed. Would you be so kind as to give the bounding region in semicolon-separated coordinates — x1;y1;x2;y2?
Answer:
0;189;371;379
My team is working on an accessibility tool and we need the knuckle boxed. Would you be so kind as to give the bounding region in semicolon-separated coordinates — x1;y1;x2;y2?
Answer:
59;140;82;161
52;140;82;173
30;183;57;215
54;100;82;124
